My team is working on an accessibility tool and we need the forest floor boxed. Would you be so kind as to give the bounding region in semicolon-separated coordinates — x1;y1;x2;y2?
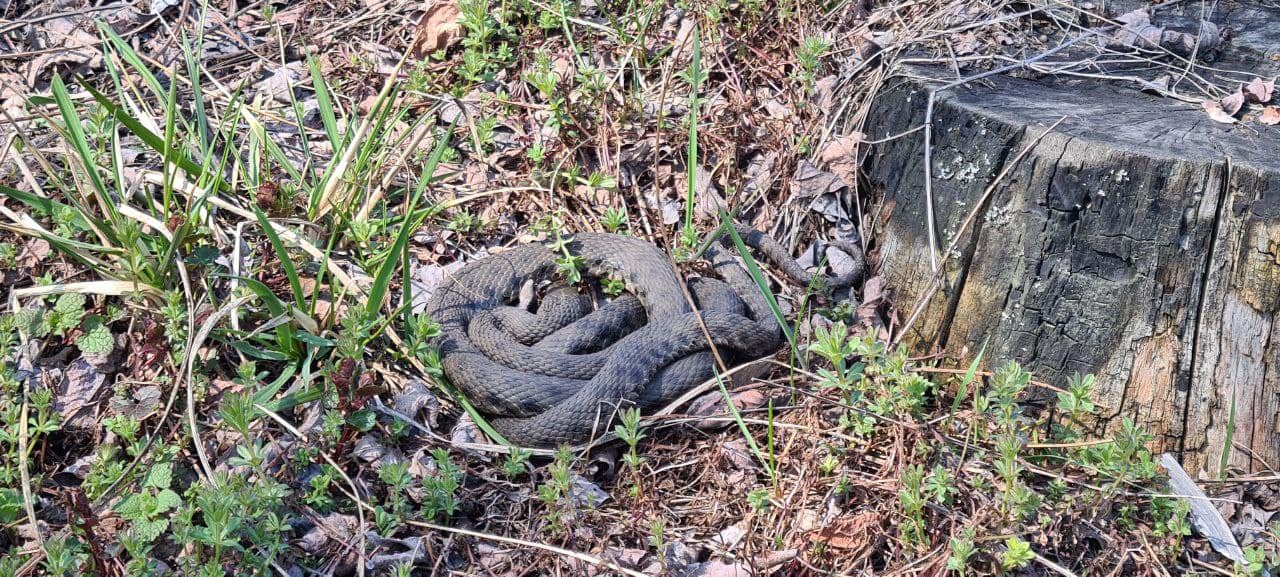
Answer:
0;0;1277;575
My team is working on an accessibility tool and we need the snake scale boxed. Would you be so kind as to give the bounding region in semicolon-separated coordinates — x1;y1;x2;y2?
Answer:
425;223;865;447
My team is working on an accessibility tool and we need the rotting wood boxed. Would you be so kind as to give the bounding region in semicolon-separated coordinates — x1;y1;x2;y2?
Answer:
860;4;1280;475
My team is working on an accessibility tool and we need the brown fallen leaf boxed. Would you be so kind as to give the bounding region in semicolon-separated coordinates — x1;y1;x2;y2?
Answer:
809;509;886;550
411;1;463;58
1220;86;1245;115
1260;107;1280;126
1244;77;1275;104
688;389;768;423
54;358;108;429
1202;100;1237;124
818;132;865;187
685;560;751;577
951;32;980;56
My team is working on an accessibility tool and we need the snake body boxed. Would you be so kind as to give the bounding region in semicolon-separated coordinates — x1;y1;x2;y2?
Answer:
425;224;864;447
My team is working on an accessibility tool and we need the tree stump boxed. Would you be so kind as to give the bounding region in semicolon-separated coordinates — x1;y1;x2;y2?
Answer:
861;3;1280;475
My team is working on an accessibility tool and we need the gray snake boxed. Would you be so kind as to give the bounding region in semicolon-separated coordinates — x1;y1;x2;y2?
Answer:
424;223;865;447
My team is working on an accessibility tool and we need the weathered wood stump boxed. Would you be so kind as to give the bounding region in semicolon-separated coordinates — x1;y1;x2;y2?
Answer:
861;4;1280;475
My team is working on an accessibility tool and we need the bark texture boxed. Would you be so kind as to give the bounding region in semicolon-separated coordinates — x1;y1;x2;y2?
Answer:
862;66;1280;475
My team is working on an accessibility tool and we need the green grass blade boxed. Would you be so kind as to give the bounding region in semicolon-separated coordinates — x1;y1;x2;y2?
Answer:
226;275;300;359
80;83;231;193
252;207;307;310
98;22;165;98
949;341;986;419
50;75;118;229
307;56;341;150
683;26;701;237
715;374;775;481
718;209;796;354
181;32;210;155
364;123;449;317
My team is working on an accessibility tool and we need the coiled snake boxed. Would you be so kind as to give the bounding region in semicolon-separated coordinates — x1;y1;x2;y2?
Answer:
425;223;865;447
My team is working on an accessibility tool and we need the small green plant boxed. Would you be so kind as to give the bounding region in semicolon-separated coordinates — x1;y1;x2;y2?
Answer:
795;35;830;93
502;448;531;478
539;215;584;285
115;461;182;541
423;448;462;521
0;243;16;267
899;464;927;545
1000;537;1034;570
819;453;839;476
601;207;628;233
523;50;558;98
538;446;576;534
649;517;668;565
924;465;956;504
615;406;646;475
601;277;626;296
946;526;976;576
747;487;770;512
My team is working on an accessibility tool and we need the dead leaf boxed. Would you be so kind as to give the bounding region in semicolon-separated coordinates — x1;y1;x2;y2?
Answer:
569;475;610;508
686;560;751;577
451;414;484;448
694;165;727;220
1220;87;1245;115
1161;454;1246;563
862;275;886;303
712;521;748;550
1161;20;1221;57
255;62;305;103
54;358;107;429
810;510;885;550
410;259;465;313
411;1;463;58
352;435;389;463
688;389;767;426
805;76;835;113
818;132;865;187
393;379;441;428
149;0;180;15
19;239;51;267
296;512;359;554
109;385;161;421
743;152;778;195
1259;106;1280;126
1244;78;1274;104
1108;9;1161;49
366;533;428;571
1137;74;1170;95
951;32;980;56
718;439;757;470
792;160;845;199
1202;100;1237;124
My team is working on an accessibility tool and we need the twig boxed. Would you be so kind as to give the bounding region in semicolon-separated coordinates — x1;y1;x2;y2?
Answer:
1033;551;1082;577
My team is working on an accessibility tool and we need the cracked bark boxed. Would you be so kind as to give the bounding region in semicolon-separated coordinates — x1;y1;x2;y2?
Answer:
861;70;1280;476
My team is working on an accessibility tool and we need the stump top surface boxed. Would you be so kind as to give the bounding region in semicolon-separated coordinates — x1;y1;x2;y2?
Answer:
918;1;1280;173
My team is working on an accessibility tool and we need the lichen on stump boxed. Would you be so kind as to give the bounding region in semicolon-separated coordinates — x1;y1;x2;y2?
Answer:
861;5;1280;476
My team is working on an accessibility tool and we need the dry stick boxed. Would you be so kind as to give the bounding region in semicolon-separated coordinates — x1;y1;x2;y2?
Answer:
919;33;1094;273
17;393;40;548
184;295;256;485
1033;551;1082;577
893;116;1066;347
